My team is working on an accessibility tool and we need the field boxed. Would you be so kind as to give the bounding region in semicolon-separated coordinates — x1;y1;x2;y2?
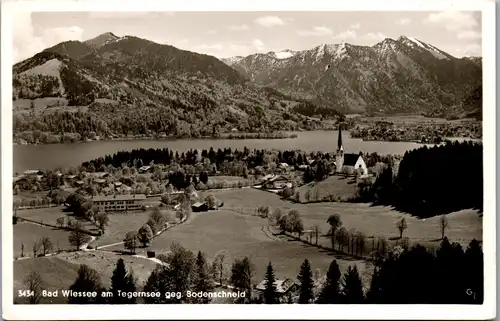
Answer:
13;252;159;304
212;188;482;245
12;187;482;300
295;176;359;202
13;257;79;304
132;209;372;284
92;208;177;247
16;206;99;234
14;222;74;258
13;191;48;202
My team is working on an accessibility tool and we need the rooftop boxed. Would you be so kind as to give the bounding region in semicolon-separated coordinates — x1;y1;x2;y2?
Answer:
92;194;147;202
255;278;298;293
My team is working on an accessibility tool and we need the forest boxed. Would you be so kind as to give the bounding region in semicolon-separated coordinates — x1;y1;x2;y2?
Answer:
357;141;483;217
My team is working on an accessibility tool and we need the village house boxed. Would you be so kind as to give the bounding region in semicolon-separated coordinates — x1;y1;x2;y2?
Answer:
335;126;368;176
255;278;300;302
262;175;292;190
139;165;152;173
91;194;146;212
192;202;209;212
23;169;44;176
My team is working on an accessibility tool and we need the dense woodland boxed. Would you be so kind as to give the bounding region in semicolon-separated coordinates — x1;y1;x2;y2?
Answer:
13;105;327;144
357;141;483;217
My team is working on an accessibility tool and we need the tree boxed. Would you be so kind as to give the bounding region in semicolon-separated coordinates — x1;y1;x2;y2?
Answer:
124;232;138;254
317;260;342;304
110;258;137;304
312;225;321;245
341;265;365;303
230;257;255;300
211;251;228;286
205;194;217;209
396;217;408;239
272;208;283;224
305;189;311;203
327;214;342;247
96;211;109;232
143;265;170;303
439;214;448;240
199;171;209;184
288;210;304;238
24;271;44;304
192;251;214;303
32;241;40;257
354;231;367;257
335;227;348;252
56;217;65;228
297;259;314;303
40;236;53;256
68;221;89;250
68;264;106;304
162;241;196;302
464;239;483;304
137;224;154;247
161;193;172;205
263;262;279;304
277;214;292;233
149;207;166;227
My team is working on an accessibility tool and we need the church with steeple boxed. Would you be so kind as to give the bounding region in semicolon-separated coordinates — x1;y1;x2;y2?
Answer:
335;124;368;176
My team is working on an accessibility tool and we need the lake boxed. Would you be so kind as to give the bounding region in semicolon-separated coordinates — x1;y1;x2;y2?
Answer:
13;130;444;173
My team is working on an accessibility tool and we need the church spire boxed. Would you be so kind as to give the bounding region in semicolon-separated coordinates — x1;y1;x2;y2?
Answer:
337;124;343;152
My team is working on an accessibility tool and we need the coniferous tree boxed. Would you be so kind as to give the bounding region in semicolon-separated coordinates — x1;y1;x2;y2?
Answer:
110;258;136;304
317;260;341;304
263;262;279;304
464;239;484;304
68;264;106;304
297;259;314;303
366;266;383;303
341;265;364;304
192;251;214;303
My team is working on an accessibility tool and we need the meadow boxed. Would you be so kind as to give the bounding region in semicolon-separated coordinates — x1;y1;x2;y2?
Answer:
92;208;177;247
295;175;359;203
211;188;482;246
134;209;373;284
16;206;99;234
13;222;74;258
13;252;159;304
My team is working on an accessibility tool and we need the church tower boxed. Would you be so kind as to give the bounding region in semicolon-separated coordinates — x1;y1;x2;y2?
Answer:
336;124;344;173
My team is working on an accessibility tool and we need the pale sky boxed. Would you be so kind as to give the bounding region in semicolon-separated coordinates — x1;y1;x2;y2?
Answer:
13;11;482;63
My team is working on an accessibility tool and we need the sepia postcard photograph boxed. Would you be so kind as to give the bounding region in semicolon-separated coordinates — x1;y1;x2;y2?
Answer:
1;0;497;319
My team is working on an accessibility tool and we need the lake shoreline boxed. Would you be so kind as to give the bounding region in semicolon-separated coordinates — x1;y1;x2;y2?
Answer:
13;130;481;173
13;132;300;146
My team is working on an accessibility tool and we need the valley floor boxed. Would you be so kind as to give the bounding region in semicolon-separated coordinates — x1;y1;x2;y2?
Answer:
12;187;482;304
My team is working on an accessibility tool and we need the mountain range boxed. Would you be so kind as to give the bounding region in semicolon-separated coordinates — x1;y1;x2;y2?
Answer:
222;35;482;118
13;32;326;143
12;32;482;143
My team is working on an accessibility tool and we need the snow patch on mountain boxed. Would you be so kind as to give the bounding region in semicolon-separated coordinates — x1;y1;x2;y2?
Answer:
407;36;426;49
222;56;244;65
273;50;295;59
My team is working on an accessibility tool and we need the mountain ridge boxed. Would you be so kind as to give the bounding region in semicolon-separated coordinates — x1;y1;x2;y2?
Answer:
13;33;331;144
222;35;482;117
